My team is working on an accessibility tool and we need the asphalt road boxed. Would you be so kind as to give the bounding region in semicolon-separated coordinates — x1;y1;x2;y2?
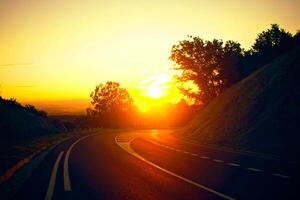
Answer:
15;130;300;200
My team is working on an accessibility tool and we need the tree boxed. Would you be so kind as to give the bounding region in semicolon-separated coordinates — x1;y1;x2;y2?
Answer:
87;81;134;127
89;81;133;115
243;24;294;75
252;24;293;55
170;36;243;105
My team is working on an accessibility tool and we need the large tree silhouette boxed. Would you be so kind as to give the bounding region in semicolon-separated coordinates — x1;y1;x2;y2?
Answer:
88;81;133;114
87;81;133;127
170;36;243;105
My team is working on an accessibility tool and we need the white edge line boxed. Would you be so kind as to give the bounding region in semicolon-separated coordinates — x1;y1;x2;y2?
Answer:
115;136;235;200
44;151;64;200
64;133;99;191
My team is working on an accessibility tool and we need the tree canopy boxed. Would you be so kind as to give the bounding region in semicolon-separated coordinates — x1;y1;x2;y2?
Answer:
170;24;300;105
170;36;243;105
88;81;133;116
243;24;296;75
252;24;293;55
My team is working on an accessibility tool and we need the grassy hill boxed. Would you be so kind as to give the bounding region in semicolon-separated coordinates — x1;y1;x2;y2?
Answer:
0;98;66;141
182;46;300;160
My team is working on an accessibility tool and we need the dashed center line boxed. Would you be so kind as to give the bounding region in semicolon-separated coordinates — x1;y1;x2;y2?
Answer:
213;159;224;163
272;173;290;179
117;136;236;200
146;139;291;179
228;163;240;167
201;156;210;159
247;167;263;172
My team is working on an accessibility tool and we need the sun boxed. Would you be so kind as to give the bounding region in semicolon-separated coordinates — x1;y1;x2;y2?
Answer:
132;73;183;111
147;86;163;98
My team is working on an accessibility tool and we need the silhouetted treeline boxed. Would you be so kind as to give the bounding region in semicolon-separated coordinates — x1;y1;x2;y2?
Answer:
242;24;300;76
86;81;135;128
86;101;199;129
86;24;300;129
49;115;92;130
86;82;199;128
170;24;300;105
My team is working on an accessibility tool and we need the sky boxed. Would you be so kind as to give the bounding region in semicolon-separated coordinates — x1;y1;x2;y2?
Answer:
0;0;299;114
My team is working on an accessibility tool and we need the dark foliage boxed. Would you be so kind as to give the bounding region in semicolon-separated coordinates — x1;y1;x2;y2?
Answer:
170;37;243;105
87;81;134;128
24;105;48;118
88;81;133;115
0;97;66;140
170;24;300;105
86;81;199;128
49;115;91;130
242;24;299;76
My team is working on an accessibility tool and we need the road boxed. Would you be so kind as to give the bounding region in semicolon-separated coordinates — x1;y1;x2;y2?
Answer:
15;130;300;200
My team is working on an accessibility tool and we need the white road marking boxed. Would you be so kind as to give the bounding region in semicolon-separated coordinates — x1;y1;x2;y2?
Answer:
174;135;295;163
201;156;210;159
115;136;235;200
213;159;224;163
227;163;240;167
247;168;263;172
45;151;64;200
272;173;290;179
64;134;99;191
145;137;292;178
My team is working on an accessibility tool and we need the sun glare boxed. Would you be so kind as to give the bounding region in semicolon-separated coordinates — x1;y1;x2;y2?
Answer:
147;86;163;98
131;72;183;112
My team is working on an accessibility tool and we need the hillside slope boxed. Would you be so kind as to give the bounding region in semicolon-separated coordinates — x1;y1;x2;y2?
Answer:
183;46;300;160
0;98;65;141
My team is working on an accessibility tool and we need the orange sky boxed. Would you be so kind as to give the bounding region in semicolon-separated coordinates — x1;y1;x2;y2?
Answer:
0;0;299;114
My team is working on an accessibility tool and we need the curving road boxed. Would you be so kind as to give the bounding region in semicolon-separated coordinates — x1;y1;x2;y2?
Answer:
16;130;300;200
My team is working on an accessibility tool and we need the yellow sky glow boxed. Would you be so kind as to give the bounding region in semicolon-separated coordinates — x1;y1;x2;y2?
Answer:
0;0;299;114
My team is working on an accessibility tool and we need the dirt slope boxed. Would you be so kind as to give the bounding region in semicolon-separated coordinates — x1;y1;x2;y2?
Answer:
183;46;300;160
